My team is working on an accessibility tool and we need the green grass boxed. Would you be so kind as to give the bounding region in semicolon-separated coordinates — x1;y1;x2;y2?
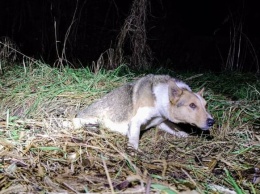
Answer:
0;62;135;119
224;168;244;194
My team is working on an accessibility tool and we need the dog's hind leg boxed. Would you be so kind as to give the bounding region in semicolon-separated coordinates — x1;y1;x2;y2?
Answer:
157;120;188;137
63;117;99;129
73;117;99;129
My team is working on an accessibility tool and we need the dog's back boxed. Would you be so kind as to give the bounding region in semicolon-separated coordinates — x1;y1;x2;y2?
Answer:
77;74;185;122
77;83;134;123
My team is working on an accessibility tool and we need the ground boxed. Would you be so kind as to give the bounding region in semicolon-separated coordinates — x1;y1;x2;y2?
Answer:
0;64;259;193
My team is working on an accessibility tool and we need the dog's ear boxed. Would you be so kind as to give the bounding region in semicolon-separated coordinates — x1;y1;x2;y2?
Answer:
168;80;183;104
197;88;205;97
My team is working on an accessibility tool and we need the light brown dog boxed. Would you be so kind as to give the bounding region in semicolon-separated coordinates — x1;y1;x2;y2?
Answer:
70;74;215;149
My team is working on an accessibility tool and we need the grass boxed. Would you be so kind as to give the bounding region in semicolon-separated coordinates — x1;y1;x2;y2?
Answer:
0;61;259;193
0;62;134;119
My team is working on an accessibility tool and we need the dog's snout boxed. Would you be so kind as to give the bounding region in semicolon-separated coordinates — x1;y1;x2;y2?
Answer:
207;118;215;127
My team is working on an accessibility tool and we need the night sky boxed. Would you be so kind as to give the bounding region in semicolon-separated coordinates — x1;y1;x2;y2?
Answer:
0;0;259;72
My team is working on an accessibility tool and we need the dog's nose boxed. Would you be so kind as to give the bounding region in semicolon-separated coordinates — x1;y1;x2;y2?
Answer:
207;118;215;127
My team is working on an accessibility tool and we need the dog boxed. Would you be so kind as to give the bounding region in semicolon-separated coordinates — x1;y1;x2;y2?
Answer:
69;74;214;149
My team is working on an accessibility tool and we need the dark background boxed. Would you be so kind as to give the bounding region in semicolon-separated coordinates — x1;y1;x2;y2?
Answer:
0;0;259;72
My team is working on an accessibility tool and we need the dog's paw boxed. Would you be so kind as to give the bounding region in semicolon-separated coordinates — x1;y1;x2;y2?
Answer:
174;131;188;138
125;144;143;156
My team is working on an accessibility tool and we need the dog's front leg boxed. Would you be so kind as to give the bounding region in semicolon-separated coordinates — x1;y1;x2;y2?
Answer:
127;107;156;149
158;120;188;137
127;120;141;150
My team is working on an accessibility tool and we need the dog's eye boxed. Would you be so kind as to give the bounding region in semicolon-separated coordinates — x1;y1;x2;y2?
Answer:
189;103;196;109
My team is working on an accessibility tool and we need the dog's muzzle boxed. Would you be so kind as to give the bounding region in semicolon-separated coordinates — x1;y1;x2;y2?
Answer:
207;118;215;127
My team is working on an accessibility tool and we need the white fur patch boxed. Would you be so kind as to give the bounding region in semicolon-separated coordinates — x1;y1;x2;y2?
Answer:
153;84;171;118
102;119;129;135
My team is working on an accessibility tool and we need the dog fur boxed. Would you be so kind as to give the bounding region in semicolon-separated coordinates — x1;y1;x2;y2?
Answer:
70;74;214;149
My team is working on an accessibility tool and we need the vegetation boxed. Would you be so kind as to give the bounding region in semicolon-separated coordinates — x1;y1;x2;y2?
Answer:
0;61;259;193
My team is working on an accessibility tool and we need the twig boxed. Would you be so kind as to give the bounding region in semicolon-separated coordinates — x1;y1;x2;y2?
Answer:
102;156;115;194
145;176;151;194
181;168;197;187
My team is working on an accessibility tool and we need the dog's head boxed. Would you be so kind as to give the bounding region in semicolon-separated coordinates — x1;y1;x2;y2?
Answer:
168;81;214;130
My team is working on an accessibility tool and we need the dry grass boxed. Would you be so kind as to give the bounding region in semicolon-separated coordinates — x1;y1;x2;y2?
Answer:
114;0;153;70
0;63;259;193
